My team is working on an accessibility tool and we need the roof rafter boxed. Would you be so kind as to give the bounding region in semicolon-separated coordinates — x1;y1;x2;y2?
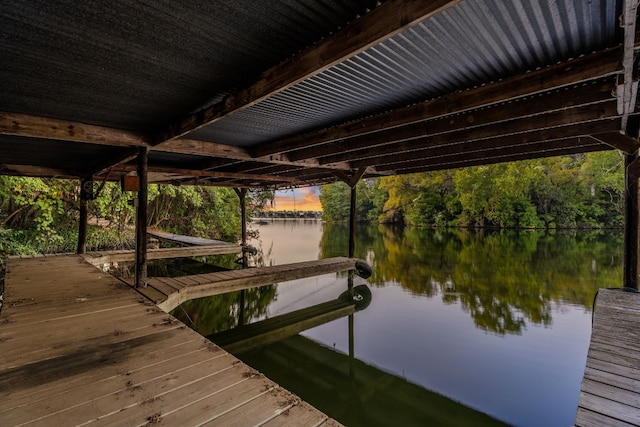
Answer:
287;79;615;162
374;120;621;172
323;102;619;167
155;0;462;144
393;137;609;174
0;111;148;147
252;48;622;159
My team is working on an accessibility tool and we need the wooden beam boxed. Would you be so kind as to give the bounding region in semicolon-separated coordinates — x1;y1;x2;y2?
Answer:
619;0;640;132
287;80;615;162
252;48;623;158
157;257;360;312
327;102;619;167
135;147;148;288
0;111;148;147
154;138;352;170
155;0;461;144
0;164;79;178
91;148;140;176
394;138;608;174
372;120;620;171
590;132;640;154
624;151;640;289
82;244;242;266
77;178;90;255
333;167;367;189
116;164;300;184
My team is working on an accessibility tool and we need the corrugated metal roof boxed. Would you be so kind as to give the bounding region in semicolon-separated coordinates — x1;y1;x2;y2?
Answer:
0;0;379;131
189;0;622;147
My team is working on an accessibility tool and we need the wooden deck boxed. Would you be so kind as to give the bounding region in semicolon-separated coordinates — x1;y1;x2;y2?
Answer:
139;257;358;312
147;228;233;247
575;289;640;427
0;255;341;427
81;243;242;266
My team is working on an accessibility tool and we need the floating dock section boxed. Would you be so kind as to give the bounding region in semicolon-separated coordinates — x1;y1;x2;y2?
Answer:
141;257;359;312
575;289;640;426
0;255;341;426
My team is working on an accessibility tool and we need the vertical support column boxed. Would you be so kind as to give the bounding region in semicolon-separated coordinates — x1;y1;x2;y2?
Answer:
349;185;356;259
235;187;249;325
135;147;149;288
624;152;639;289
77;178;90;254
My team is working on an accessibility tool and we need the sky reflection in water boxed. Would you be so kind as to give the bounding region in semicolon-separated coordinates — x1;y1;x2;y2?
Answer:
244;220;622;427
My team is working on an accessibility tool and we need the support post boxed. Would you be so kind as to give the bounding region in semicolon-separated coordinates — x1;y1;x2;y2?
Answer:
77;178;90;254
135;147;149;288
349;185;356;259
624;152;639;289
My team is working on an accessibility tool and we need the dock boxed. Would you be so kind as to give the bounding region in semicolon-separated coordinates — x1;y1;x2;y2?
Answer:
575;289;640;426
140;257;359;312
147;228;234;247
0;255;341;426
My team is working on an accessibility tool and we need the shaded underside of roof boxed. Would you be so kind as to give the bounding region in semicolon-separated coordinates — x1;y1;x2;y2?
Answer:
0;0;638;188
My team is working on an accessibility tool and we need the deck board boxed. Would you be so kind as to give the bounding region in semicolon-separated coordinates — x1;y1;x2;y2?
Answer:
0;255;341;427
575;289;640;426
156;257;358;312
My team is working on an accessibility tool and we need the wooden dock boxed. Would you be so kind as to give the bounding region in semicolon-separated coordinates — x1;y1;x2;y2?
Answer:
0;255;341;426
81;243;242;266
575;289;640;426
140;257;359;312
147;228;234;247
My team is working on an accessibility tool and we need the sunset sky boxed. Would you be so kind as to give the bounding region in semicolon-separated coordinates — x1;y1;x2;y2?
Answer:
267;186;322;211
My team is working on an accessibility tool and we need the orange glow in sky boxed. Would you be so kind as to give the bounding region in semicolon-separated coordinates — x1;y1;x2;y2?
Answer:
267;187;322;211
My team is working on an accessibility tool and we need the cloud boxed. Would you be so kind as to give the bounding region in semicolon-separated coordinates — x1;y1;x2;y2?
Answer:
268;186;322;211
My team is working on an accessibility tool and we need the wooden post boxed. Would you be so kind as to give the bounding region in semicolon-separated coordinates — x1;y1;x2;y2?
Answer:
135;147;148;288
77;178;90;254
624;152;640;289
349;185;356;259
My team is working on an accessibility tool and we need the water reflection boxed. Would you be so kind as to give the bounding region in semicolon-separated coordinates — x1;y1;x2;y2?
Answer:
166;222;622;426
321;225;622;335
240;333;506;427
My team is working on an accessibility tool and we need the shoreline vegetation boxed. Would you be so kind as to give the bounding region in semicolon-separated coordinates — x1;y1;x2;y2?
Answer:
0;152;625;258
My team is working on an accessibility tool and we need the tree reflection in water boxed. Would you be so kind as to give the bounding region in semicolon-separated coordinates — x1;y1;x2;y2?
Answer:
320;224;623;335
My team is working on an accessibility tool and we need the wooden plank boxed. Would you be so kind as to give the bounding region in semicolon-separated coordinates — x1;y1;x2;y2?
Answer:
323;102;619;166
211;300;356;354
287;81;615;162
156;0;461;143
0;255;338;426
253;47;622;158
82;243;242;265
583;367;640;394
591;132;640;154
147;228;233;246
11;354;239;426
158;257;358;312
261;401;330;427
575;407;638;427
0;111;148;147
576;289;640;426
577;392;640;425
0;333;207;407
116;164;301;183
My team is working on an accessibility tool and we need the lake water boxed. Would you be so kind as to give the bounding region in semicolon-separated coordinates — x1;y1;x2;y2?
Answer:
171;220;623;427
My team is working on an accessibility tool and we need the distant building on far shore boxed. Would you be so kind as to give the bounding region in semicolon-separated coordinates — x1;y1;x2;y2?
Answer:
253;210;322;219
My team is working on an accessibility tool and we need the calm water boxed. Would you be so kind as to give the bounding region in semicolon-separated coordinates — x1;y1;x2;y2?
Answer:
172;220;623;427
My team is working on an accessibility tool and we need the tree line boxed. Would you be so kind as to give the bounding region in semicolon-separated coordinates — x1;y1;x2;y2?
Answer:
320;152;625;229
0;178;271;256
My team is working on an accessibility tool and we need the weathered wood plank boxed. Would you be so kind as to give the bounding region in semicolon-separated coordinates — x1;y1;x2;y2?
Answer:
157;257;358;312
576;289;640;426
0;255;340;426
578;392;640;425
575;406;637;427
83;244;242;265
